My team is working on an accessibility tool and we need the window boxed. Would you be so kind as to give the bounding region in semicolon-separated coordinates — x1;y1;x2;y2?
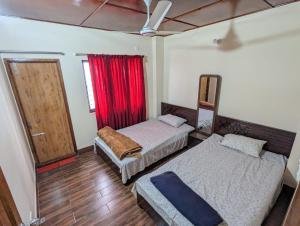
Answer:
82;61;95;112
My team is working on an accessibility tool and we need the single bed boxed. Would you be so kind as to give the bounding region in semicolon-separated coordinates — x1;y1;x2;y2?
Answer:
95;119;194;184
133;116;296;226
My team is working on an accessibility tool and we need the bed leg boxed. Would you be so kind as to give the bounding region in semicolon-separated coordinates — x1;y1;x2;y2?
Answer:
137;194;144;209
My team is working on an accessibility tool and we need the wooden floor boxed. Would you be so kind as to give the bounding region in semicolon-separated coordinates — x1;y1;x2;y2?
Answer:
37;151;154;226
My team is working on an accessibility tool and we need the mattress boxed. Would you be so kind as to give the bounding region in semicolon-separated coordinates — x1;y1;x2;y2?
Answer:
95;119;194;183
133;134;287;226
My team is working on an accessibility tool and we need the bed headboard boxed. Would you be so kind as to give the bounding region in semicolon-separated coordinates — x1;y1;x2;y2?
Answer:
161;102;197;127
214;116;296;157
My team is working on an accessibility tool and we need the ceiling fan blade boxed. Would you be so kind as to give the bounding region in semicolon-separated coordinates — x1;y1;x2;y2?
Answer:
113;31;140;34
148;0;172;30
126;31;141;34
155;31;182;35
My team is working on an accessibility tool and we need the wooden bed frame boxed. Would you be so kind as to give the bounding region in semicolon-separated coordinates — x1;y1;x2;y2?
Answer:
161;102;197;127
137;105;297;226
96;143;193;185
137;184;295;226
95;102;197;184
214;116;296;157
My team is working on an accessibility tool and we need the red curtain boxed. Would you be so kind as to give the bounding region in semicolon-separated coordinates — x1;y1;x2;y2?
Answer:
88;54;146;130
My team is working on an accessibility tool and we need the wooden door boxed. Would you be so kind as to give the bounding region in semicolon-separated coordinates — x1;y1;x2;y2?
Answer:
0;167;22;226
5;59;76;165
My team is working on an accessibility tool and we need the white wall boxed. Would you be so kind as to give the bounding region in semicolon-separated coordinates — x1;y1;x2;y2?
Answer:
163;2;300;187
0;62;37;225
0;16;154;149
1;4;300;224
0;16;154;224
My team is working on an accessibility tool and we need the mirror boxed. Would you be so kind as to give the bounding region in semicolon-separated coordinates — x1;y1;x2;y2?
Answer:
197;75;221;135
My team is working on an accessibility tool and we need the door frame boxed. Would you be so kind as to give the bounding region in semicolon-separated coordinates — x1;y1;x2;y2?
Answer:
4;58;77;166
0;167;22;226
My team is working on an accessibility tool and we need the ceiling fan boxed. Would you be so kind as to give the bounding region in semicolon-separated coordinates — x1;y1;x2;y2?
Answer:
126;0;182;36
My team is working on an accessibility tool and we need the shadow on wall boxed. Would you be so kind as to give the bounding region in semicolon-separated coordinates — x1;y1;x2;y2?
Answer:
176;28;300;52
214;0;241;51
173;0;300;52
284;169;298;188
172;0;242;52
286;131;300;188
213;24;241;51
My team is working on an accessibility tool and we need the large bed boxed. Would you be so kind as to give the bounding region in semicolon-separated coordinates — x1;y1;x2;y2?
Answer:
133;115;296;226
95;119;194;184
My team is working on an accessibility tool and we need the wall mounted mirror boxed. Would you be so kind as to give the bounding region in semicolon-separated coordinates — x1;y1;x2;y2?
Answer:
197;75;221;135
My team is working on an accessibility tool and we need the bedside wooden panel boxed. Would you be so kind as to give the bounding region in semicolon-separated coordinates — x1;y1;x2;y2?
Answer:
283;183;300;226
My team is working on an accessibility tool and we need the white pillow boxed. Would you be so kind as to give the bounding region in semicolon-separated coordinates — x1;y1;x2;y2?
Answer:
158;114;187;128
220;134;267;158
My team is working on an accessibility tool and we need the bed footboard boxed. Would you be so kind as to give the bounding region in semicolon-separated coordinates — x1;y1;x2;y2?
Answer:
95;140;191;185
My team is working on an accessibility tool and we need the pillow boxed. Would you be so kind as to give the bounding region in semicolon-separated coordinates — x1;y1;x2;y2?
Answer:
158;114;187;128
220;134;267;157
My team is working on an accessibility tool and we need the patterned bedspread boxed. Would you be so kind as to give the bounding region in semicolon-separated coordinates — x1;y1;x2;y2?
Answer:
133;134;286;226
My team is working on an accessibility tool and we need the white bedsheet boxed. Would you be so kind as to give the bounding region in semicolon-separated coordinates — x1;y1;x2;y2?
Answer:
133;134;287;226
95;119;194;183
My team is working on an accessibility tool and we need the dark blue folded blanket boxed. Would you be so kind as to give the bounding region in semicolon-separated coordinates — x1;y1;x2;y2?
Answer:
150;171;222;226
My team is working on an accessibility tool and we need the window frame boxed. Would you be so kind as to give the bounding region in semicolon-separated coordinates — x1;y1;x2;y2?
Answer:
82;60;95;113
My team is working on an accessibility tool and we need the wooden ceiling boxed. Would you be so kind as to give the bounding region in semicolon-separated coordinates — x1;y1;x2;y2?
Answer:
0;0;298;34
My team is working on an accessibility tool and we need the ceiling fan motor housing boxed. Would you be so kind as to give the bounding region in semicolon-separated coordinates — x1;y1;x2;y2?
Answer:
140;0;173;36
140;27;156;36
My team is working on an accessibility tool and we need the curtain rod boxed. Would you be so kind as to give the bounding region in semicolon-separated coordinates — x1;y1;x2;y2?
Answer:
74;53;87;56
0;50;65;55
74;53;145;57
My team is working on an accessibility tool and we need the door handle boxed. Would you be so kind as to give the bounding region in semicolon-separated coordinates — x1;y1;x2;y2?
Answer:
31;132;46;137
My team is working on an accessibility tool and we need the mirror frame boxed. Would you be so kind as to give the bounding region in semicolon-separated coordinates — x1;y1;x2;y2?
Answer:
196;74;222;135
